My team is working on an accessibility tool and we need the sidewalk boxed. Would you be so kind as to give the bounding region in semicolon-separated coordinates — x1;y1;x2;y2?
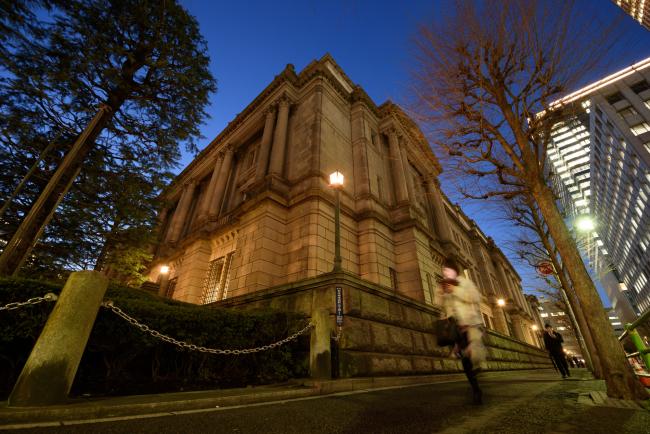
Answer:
0;370;528;428
0;369;647;431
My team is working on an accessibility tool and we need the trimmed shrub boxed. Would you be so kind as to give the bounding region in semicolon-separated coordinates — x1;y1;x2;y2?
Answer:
0;278;309;399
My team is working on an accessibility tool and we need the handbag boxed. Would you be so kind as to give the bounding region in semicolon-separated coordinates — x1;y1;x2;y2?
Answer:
435;316;460;347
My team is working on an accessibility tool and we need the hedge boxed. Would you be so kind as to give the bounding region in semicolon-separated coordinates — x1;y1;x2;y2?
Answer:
0;278;310;399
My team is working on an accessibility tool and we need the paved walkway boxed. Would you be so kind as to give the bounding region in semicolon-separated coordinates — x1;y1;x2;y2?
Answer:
1;369;648;433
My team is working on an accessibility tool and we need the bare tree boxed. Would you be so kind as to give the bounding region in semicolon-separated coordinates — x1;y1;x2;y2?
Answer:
411;0;646;399
506;195;603;378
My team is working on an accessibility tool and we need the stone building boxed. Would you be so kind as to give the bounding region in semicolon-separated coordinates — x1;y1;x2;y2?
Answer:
149;54;537;346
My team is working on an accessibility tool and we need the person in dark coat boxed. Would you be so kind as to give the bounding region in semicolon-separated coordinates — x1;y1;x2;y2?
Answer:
543;323;570;378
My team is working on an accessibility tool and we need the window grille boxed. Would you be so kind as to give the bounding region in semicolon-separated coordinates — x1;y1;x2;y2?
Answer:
201;252;234;304
165;278;177;299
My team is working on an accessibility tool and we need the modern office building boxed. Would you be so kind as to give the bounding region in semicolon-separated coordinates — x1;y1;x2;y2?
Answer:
605;307;626;337
612;0;650;30
546;57;650;320
148;54;538;345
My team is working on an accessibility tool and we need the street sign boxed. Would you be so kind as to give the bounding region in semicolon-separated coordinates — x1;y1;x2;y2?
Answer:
536;261;555;276
335;286;343;326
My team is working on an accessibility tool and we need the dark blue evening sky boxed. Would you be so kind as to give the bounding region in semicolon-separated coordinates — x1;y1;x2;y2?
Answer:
178;0;650;301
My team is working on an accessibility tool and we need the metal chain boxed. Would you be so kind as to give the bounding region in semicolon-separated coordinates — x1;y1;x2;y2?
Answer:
101;300;313;355
0;293;58;312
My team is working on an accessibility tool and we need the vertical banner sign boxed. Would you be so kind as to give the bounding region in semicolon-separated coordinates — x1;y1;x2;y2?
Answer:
335;286;343;326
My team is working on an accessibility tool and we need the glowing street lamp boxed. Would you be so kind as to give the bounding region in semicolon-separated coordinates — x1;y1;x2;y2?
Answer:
575;215;595;232
158;264;170;297
497;298;506;307
329;171;344;272
531;324;539;331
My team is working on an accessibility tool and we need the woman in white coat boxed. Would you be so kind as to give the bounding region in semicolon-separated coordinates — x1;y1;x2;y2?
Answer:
440;258;486;404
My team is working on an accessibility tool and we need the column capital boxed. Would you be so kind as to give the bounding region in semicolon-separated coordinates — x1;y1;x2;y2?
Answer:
384;126;398;137
276;94;292;108
425;175;441;188
183;179;198;189
264;104;277;116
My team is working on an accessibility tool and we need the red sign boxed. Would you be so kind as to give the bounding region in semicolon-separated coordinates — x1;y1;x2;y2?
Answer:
536;262;555;276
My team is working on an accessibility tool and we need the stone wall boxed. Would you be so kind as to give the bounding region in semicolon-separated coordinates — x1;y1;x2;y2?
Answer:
218;271;552;377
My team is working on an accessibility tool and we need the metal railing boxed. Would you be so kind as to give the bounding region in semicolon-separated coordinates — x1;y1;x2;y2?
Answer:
618;309;650;383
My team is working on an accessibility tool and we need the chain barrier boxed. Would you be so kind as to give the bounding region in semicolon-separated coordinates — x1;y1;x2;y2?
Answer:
0;293;58;312
101;300;313;355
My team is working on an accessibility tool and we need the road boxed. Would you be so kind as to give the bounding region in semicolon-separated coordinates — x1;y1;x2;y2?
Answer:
3;370;650;434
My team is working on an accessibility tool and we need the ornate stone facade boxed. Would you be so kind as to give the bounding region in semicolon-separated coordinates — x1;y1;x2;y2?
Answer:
149;54;537;345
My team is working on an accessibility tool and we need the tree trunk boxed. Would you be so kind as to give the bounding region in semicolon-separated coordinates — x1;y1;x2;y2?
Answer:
0;107;113;276
527;199;603;378
533;183;647;400
556;265;603;378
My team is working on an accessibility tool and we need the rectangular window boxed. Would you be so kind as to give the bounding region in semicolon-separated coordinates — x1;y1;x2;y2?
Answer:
201;253;234;304
606;92;623;105
482;313;491;329
377;175;384;202
617;106;638;118
165;277;178;299
631;122;650;136
426;272;435;305
630;80;650;94
389;267;398;290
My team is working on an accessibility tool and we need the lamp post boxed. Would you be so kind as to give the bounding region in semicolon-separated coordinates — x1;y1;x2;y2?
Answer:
329;171;344;272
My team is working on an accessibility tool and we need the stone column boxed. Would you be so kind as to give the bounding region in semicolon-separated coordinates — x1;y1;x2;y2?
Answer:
427;178;453;244
209;146;234;218
255;106;277;181
399;138;415;202
166;181;197;243
351;104;370;197
268;96;290;177
387;129;409;203
510;314;527;343
197;153;224;221
174;239;212;304
489;251;513;336
156;207;169;241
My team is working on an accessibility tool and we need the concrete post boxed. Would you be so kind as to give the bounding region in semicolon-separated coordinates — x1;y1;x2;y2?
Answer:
8;271;109;406
310;308;332;379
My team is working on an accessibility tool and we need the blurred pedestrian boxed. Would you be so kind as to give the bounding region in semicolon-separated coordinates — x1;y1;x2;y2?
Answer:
543;323;570;378
440;258;486;404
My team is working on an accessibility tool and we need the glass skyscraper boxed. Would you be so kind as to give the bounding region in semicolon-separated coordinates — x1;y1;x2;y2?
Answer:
546;57;650;321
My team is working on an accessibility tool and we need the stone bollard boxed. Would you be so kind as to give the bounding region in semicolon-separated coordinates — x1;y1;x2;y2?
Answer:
8;271;108;406
310;308;332;379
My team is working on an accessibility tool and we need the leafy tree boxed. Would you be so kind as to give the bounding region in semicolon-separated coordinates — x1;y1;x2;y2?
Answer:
410;0;646;399
0;0;216;278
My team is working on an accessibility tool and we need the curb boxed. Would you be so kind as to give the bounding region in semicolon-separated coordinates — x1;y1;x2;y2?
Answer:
0;369;551;428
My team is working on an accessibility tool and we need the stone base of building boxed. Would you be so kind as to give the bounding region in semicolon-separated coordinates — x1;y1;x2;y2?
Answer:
218;271;552;378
